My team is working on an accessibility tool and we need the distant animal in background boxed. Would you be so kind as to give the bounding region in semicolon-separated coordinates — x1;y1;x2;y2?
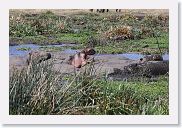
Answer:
26;51;51;65
116;9;121;12
97;9;109;13
140;54;163;63
89;9;94;12
89;9;122;13
68;48;96;68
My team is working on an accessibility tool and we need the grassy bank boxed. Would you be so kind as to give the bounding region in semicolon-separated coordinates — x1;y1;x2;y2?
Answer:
9;61;168;115
9;10;169;54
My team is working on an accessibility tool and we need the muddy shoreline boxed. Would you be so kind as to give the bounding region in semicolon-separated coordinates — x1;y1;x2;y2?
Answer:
9;43;169;80
9;51;137;75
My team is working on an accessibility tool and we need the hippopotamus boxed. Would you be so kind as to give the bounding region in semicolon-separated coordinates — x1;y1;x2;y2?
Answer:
26;51;51;65
68;48;96;68
107;60;169;81
140;54;163;63
124;60;169;77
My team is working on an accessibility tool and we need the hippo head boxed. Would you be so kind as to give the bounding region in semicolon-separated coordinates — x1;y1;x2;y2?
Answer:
124;63;139;73
81;48;96;55
140;54;163;63
152;54;163;61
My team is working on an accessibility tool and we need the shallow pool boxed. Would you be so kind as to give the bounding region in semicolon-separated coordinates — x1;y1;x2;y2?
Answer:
9;44;75;56
9;44;169;60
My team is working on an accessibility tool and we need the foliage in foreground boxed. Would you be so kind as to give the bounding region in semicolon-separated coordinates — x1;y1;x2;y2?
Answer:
9;61;169;115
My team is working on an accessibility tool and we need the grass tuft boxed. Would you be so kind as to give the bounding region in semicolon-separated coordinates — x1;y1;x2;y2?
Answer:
9;61;168;115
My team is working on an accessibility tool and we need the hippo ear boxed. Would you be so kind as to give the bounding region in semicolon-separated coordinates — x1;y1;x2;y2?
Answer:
68;55;74;60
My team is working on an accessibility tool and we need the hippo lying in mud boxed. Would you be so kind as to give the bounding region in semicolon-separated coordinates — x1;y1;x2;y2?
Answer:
26;51;51;65
108;60;169;81
139;54;163;63
68;48;96;68
124;60;169;77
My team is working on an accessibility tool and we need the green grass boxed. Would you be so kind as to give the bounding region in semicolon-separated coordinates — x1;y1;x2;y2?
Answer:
10;33;90;45
9;10;169;54
9;60;168;115
17;47;31;51
94;78;168;115
54;33;89;44
95;33;168;54
39;44;83;52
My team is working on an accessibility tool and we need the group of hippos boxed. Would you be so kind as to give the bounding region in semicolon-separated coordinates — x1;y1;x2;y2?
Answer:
26;48;169;79
26;47;96;68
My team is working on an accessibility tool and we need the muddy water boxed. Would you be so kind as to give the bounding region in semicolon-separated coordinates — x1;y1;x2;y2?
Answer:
9;44;169;60
9;44;76;56
118;53;169;60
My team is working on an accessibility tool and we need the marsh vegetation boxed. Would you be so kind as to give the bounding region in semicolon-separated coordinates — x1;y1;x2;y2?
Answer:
9;9;169;115
10;9;168;54
10;61;168;115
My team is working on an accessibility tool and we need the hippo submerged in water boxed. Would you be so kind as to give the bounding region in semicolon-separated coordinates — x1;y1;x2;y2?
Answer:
68;48;96;68
139;54;163;63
